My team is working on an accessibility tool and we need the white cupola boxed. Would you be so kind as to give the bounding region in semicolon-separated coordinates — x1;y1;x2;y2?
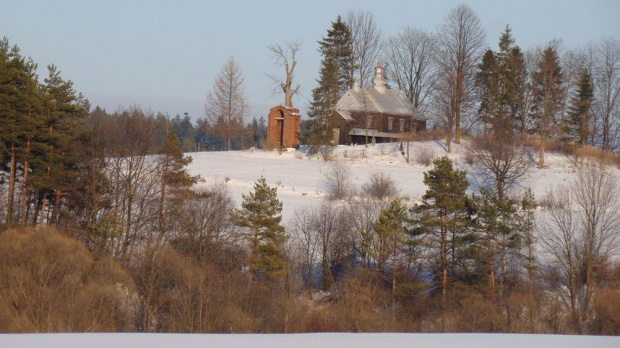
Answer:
373;59;387;94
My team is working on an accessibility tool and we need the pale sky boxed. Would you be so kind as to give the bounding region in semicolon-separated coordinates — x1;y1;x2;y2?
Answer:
2;0;619;120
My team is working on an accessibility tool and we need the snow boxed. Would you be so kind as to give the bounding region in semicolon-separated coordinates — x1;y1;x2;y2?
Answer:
24;142;608;347
187;141;592;225
1;332;618;348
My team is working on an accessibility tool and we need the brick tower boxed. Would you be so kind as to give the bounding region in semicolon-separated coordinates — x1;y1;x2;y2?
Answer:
266;105;300;149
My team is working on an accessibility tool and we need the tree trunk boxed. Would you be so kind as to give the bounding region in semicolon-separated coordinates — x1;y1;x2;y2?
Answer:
441;224;448;311
6;143;16;225
538;131;546;169
39;191;47;225
51;190;62;225
20;140;30;226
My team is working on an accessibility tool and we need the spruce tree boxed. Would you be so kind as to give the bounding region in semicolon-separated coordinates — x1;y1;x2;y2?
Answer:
231;177;287;282
476;26;528;134
531;45;563;168
303;16;355;157
476;49;499;131
319;15;355;96
562;68;594;146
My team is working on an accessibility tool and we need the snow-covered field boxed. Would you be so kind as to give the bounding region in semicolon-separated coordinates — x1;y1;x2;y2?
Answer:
187;141;587;224
2;332;619;348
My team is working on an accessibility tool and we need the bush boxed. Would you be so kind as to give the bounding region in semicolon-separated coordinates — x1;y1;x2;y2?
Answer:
414;146;435;166
0;227;136;332
362;172;398;200
324;161;354;200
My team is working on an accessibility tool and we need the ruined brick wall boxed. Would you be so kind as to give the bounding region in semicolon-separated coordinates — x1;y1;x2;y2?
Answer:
266;106;300;148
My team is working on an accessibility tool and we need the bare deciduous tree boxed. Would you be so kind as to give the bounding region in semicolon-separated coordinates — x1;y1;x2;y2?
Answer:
466;132;530;201
324;160;354;200
538;166;620;331
267;41;302;107
205;57;248;151
385;27;438;112
345;10;383;87
436;4;486;151
593;38;620;151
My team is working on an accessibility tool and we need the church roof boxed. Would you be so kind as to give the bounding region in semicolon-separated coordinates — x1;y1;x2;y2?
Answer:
335;60;427;121
336;87;423;118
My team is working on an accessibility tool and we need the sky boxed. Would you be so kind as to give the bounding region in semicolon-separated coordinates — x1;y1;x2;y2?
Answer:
1;0;619;121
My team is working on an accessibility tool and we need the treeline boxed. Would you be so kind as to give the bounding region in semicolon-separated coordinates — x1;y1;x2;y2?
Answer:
300;7;620;157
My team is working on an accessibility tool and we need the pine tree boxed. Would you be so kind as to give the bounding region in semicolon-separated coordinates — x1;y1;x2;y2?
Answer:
518;188;537;300
156;126;198;245
0;41;44;225
35;64;89;224
562;68;594;146
531;45;563;168
231;177;287;282
373;198;409;295
413;156;470;309
473;190;522;304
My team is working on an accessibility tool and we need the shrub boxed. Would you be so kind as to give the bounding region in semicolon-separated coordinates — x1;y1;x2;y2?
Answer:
324;161;354;200
362;172;398;200
0;227;135;332
414;146;435;166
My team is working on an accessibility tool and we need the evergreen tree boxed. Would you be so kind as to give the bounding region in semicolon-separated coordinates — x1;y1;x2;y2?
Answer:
373;198;409;295
508;46;529;135
231;177;287;282
519;188;537;300
473;190;522;304
562;68;594;146
0;40;44;225
319;15;356;95
156;126;198;245
531;45;563;168
413;156;471;309
35;64;89;224
304;56;339;156
476;49;499;131
475;26;528;135
303;16;355;157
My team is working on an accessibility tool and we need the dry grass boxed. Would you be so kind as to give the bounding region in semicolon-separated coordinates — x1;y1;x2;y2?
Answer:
573;145;620;167
414;129;446;142
523;134;571;155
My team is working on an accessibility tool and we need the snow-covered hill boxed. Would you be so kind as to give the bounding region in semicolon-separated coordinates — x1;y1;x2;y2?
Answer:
187;141;591;224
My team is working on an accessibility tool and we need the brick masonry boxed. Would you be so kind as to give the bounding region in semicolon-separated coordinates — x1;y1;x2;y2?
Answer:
266;105;301;148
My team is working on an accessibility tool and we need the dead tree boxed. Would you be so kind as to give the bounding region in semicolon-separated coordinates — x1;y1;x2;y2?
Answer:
267;41;301;107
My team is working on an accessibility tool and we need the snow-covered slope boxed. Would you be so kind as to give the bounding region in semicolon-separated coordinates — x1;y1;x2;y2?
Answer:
187;141;590;224
2;332;618;348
